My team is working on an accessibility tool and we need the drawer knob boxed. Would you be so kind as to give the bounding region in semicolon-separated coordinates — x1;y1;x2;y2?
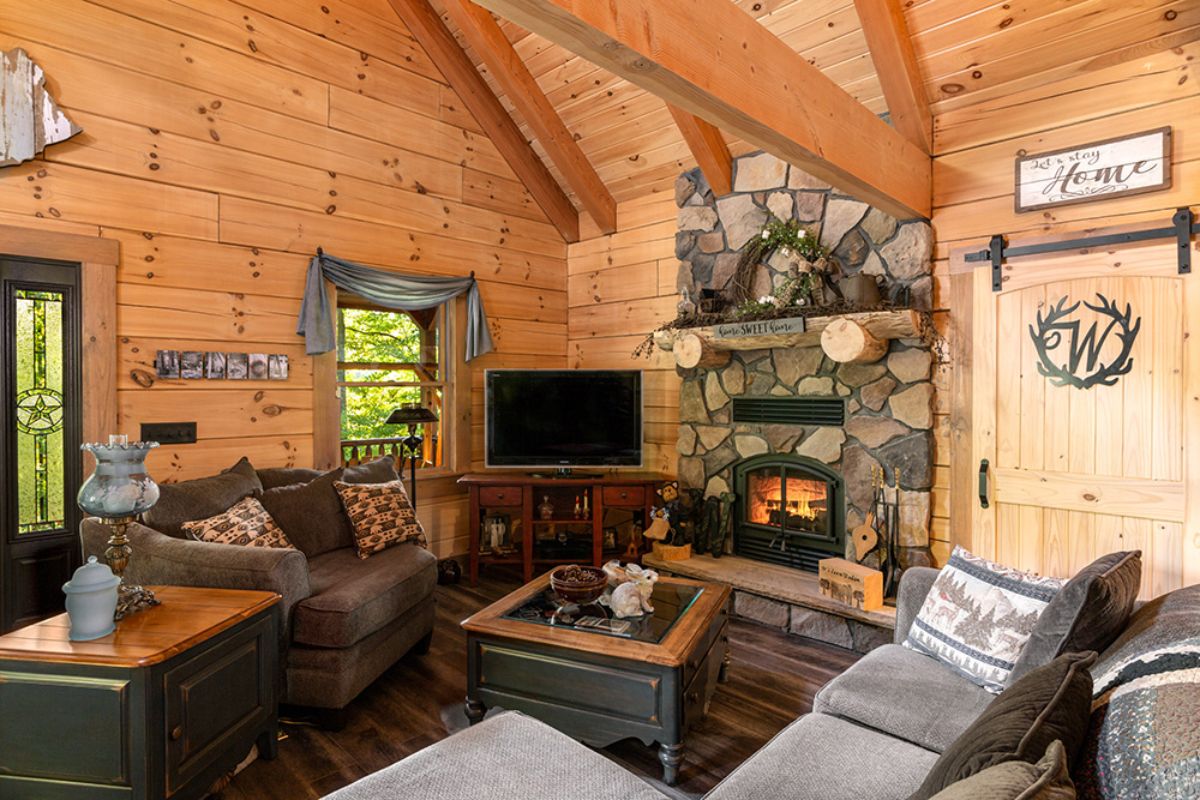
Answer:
620;491;628;498
170;725;183;741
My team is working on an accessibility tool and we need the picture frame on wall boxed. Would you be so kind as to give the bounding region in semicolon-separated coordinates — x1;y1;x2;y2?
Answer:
268;354;289;380
156;350;179;379
205;351;226;379
180;351;204;380
226;353;249;380
248;353;269;380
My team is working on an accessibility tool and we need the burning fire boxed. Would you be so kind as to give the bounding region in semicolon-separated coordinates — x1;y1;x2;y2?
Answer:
747;474;828;529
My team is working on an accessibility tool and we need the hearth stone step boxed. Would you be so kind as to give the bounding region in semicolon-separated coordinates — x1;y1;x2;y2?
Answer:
644;553;894;655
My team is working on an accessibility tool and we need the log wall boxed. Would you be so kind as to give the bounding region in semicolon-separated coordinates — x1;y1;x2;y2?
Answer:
0;0;568;558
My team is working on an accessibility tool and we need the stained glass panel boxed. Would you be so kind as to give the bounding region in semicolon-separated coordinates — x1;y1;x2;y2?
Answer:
14;289;66;534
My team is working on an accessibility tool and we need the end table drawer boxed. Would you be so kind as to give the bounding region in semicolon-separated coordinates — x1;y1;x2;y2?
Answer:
602;486;645;507
480;486;522;507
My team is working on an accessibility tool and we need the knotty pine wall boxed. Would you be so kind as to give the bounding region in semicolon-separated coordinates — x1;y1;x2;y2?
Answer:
0;0;569;558
932;42;1199;566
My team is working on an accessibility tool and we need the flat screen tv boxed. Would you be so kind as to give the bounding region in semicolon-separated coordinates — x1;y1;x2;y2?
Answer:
485;369;642;469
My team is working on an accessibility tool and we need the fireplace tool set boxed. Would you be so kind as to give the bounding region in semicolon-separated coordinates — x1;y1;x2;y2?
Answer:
851;465;903;599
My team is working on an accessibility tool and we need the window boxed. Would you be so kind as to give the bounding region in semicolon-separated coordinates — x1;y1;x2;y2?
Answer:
336;302;445;471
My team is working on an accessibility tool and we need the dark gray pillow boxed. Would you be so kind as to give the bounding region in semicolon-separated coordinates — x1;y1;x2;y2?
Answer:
256;466;324;490
142;457;263;538
1009;551;1141;683
259;458;399;557
910;651;1097;800
927;740;1075;800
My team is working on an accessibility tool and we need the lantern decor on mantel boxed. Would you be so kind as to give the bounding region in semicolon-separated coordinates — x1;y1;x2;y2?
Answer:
77;435;162;619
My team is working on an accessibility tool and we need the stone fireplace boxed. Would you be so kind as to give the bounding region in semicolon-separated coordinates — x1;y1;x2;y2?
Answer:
733;453;844;571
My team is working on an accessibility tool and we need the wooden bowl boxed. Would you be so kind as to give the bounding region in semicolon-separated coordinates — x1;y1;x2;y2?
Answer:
550;565;608;605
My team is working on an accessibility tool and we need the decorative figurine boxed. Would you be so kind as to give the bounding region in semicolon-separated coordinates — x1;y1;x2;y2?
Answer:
484;514;507;553
538;495;554;520
604;564;659;618
643;506;672;542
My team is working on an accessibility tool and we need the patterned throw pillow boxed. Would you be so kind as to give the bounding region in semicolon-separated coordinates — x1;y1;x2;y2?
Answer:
904;546;1065;693
334;480;427;559
181;496;293;549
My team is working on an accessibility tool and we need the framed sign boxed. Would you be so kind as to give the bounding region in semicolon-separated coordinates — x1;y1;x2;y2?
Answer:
1014;127;1171;213
713;316;806;339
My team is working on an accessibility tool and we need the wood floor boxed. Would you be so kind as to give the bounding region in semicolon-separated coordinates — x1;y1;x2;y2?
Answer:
222;573;860;799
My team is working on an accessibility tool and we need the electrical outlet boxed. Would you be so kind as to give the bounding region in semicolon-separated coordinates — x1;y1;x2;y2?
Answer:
141;422;197;444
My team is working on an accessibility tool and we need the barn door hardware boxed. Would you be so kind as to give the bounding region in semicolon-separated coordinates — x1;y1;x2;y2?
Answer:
978;459;989;509
966;206;1198;290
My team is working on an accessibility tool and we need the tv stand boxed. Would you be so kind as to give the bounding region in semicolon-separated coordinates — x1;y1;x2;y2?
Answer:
459;473;662;584
528;469;604;479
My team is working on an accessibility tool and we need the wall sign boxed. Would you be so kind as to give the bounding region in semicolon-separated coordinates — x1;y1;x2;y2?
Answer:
1028;294;1141;390
1014;127;1171;213
713;316;806;340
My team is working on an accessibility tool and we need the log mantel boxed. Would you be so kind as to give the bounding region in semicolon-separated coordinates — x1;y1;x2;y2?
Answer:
652;309;924;365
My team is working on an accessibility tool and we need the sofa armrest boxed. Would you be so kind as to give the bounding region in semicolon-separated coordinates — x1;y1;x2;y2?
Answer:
893;566;939;644
80;517;311;630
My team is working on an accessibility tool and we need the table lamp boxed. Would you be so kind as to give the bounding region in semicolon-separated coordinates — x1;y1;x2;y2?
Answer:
385;403;438;505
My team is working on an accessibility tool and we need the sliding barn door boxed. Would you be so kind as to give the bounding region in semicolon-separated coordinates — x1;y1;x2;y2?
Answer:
972;240;1199;598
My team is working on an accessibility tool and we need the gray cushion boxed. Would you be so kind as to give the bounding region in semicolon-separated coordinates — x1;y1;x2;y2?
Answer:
257;466;324;490
260;458;399;558
814;643;994;753
705;713;938;800
1009;551;1141;683
142;457;262;538
322;711;669;800
294;543;437;648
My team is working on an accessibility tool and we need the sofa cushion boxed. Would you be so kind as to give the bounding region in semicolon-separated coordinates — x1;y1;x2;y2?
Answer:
1009;551;1141;683
143;457;263;538
256;466;323;490
293;543;437;648
904;546;1065;693
911;651;1097;800
260;458;399;558
705;713;938;800
323;711;669;800
336;479;427;558
928;740;1075;800
1075;584;1200;800
181;496;293;549
814;643;994;753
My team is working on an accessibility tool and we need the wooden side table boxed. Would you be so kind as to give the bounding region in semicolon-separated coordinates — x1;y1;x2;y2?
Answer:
0;586;281;800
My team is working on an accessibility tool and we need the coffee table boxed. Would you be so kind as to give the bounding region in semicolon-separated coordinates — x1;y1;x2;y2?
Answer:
461;572;731;785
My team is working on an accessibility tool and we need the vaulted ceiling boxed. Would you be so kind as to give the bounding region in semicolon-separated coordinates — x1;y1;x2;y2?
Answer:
418;0;1197;226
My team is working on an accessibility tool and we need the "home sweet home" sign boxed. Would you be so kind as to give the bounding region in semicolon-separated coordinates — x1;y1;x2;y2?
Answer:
1014;127;1171;213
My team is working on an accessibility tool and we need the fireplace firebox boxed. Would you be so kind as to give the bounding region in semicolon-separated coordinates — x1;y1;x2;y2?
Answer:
732;454;845;572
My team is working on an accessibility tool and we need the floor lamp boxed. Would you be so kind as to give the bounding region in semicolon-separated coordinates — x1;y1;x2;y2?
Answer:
385;403;438;505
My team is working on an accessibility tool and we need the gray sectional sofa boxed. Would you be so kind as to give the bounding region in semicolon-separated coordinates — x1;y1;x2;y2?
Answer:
325;567;1200;800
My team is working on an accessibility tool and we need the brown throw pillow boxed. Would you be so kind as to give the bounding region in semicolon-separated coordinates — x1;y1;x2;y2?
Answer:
910;651;1097;800
181;497;293;549
1009;551;1141;683
335;479;427;559
928;740;1076;800
143;457;263;538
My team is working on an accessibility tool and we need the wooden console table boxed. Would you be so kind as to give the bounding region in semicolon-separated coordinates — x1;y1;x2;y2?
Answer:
0;586;280;800
460;473;663;584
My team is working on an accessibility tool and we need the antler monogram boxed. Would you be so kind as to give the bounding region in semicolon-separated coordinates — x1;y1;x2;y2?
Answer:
1028;293;1141;389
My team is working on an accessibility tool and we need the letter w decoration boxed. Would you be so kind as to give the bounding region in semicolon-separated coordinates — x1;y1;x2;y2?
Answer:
1028;294;1141;389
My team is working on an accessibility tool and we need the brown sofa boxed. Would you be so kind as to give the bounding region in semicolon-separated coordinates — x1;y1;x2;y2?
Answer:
80;457;437;720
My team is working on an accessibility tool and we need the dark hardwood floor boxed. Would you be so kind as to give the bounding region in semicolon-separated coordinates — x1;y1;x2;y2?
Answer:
222;572;860;800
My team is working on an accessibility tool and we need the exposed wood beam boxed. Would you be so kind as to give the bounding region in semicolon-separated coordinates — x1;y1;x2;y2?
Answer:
667;104;733;196
387;0;580;241
853;0;933;154
472;0;931;219
441;0;616;234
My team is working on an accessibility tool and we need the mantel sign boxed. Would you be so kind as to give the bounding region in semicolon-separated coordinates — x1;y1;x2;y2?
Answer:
1014;127;1171;213
713;316;807;340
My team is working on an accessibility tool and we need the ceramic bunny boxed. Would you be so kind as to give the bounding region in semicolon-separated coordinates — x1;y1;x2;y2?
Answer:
608;564;658;618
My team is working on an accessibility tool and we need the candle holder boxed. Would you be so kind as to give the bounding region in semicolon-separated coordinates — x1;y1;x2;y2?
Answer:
77;435;161;619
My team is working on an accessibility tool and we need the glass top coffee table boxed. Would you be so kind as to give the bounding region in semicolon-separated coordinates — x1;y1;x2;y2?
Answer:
461;571;731;786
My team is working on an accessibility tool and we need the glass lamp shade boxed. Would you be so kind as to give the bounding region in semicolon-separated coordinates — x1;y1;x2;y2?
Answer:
386;405;439;425
77;439;160;519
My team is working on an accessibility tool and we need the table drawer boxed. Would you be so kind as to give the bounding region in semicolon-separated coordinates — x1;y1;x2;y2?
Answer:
479;486;522;507
602;486;645;507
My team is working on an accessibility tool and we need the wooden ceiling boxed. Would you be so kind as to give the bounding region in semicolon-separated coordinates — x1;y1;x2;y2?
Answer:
421;0;1197;221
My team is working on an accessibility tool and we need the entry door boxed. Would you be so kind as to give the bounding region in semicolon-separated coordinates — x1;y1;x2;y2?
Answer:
972;239;1199;598
0;256;82;632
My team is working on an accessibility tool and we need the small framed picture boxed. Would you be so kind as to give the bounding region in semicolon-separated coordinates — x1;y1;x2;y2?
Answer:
180;351;204;380
268;354;289;380
603;527;618;551
248;353;269;380
156;350;179;379
205;351;226;379
226;353;249;380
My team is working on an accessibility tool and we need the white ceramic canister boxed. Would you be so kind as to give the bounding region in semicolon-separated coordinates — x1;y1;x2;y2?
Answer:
62;556;121;641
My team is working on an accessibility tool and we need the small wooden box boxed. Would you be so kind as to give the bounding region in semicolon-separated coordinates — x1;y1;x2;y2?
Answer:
652;542;692;561
818;558;883;611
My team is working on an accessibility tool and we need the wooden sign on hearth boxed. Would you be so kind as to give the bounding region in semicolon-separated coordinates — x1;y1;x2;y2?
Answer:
818;558;883;612
1014;127;1171;213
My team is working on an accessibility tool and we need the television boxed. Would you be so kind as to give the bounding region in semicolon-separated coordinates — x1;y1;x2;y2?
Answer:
485;370;643;469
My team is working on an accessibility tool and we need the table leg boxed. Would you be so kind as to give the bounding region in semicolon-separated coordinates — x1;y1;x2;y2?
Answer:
659;742;684;786
465;696;487;725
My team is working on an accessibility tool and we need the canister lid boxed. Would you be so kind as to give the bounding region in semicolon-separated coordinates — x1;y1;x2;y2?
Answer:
63;556;120;592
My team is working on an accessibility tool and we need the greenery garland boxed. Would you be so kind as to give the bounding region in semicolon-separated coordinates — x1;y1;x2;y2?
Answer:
731;217;828;303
